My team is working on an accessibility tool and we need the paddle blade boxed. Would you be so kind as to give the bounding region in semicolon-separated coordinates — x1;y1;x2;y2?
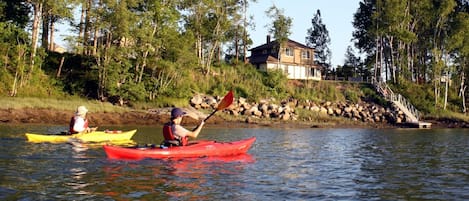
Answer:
217;90;234;111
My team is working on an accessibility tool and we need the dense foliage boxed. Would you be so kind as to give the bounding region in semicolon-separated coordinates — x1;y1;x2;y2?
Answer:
0;0;467;116
352;0;469;113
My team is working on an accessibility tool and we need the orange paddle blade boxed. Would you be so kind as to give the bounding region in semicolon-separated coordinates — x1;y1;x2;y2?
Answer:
217;90;234;111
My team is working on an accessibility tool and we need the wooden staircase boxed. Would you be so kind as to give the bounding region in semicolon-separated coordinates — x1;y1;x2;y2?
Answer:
372;79;431;128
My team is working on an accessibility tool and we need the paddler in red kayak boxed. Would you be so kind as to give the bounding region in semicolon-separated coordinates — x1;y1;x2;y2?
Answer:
69;105;97;134
162;108;205;147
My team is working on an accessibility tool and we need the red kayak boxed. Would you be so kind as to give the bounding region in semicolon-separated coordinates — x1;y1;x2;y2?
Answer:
103;137;256;160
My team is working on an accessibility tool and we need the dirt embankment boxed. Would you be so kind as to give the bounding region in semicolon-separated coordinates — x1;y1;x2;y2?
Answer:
0;108;467;129
0;108;238;127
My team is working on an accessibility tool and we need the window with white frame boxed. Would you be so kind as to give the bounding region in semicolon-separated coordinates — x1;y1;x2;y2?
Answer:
302;50;310;59
285;47;293;56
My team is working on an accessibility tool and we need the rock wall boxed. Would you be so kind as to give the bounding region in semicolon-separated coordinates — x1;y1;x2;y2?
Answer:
190;94;408;124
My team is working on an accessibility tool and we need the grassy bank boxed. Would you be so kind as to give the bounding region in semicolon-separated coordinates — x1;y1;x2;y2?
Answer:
0;96;131;113
2;81;467;125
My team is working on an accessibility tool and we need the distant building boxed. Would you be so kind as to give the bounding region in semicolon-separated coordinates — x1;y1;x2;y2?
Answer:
248;35;322;80
52;43;66;53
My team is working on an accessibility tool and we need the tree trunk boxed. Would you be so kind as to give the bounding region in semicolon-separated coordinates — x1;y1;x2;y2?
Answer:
374;37;379;80
56;56;64;77
83;0;91;55
243;0;248;64
49;17;56;51
92;27;98;56
41;7;50;50
388;36;396;83
235;25;239;64
443;70;448;110
30;2;42;76
460;71;466;113
79;2;86;48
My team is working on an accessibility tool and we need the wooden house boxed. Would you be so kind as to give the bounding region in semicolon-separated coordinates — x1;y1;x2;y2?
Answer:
248;36;322;80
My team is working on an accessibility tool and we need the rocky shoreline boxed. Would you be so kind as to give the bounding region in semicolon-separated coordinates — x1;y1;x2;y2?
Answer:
189;94;469;128
0;95;468;129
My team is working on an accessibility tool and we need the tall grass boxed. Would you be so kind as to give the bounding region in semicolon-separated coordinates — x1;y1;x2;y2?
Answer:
0;96;130;113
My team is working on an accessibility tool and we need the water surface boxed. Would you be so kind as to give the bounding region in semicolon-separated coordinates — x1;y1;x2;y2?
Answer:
1;125;468;200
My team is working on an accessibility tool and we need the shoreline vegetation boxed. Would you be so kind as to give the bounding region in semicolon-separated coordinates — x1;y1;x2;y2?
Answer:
1;1;468;131
1;97;468;129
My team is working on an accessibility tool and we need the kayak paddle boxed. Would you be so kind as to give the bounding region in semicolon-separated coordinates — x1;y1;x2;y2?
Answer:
203;90;234;122
191;90;234;132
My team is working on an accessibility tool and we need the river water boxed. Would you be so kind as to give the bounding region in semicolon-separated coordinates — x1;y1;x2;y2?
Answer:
0;124;468;200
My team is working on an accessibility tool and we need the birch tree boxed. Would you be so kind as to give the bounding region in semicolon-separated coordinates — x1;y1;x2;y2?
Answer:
265;5;292;70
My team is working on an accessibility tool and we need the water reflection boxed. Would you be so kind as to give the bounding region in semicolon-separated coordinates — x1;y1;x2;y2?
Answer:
1;125;469;200
101;154;254;200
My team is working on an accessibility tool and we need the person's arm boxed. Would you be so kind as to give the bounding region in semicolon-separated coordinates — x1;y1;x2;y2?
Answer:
174;121;205;138
190;121;205;138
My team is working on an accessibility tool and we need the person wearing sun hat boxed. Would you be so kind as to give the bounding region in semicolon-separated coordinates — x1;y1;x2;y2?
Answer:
161;107;205;146
69;105;96;134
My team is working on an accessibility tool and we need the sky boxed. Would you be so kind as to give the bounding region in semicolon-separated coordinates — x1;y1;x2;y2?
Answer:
247;0;361;67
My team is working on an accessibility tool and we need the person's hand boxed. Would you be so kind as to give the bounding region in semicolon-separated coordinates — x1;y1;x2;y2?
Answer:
85;127;97;133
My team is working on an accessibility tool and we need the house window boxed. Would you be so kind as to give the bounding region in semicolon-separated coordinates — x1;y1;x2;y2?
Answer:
302;50;310;59
285;47;293;56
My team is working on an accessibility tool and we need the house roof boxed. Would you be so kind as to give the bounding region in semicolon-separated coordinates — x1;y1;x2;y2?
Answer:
249;38;312;51
248;54;279;64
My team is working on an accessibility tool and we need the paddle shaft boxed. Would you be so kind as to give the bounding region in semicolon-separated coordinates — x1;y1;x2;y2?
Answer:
191;109;219;131
203;110;218;122
192;90;234;131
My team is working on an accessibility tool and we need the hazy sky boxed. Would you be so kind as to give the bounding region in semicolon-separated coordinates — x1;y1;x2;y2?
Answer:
247;0;361;67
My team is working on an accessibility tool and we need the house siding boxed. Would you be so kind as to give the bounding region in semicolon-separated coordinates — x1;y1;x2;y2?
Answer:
249;38;321;81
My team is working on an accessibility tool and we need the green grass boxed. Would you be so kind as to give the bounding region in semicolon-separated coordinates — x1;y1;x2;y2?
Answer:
0;96;131;113
425;109;469;122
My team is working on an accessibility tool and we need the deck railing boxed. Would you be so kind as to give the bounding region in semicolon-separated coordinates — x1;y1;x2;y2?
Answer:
371;78;420;122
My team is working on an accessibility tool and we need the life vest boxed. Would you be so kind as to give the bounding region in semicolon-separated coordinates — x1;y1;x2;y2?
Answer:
69;116;89;134
162;123;188;146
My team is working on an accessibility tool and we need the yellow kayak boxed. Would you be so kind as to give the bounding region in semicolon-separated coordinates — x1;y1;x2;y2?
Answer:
25;129;137;143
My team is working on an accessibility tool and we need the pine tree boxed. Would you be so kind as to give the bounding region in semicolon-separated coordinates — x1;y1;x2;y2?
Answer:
306;9;331;70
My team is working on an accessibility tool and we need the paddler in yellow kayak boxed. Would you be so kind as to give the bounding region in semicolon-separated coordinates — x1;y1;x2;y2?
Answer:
69;105;97;134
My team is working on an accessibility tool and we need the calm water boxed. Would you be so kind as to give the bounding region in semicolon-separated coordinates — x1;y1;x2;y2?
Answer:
0;124;468;200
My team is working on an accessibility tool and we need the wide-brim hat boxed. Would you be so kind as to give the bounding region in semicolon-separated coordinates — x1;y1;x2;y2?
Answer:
76;105;88;116
171;108;186;118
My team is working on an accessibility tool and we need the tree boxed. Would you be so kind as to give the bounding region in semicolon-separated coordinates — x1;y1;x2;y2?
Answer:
352;0;378;80
352;0;468;113
41;0;73;51
343;46;362;79
447;9;469;112
265;5;292;69
180;0;243;74
27;0;43;76
242;0;257;64
306;9;331;69
225;0;256;64
0;0;30;28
